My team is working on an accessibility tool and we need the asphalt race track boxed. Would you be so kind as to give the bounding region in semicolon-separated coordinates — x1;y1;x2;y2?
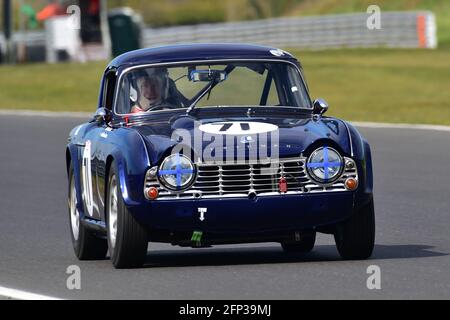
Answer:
0;114;449;300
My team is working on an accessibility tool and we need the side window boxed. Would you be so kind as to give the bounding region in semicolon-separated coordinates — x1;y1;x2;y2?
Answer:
286;68;310;108
266;81;280;106
103;71;117;110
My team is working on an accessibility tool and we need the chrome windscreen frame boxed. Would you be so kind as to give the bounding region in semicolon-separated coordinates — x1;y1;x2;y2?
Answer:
112;58;314;117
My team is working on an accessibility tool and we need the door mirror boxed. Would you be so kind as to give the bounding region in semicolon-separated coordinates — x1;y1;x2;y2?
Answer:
313;98;329;115
92;107;111;124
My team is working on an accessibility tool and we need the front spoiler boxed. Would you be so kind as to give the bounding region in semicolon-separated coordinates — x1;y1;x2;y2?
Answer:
128;192;356;234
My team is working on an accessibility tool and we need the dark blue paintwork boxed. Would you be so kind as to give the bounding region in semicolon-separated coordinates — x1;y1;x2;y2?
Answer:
108;43;298;69
66;44;373;245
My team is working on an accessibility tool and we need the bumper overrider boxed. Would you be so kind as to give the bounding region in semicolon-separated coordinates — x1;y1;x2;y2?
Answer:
128;153;365;239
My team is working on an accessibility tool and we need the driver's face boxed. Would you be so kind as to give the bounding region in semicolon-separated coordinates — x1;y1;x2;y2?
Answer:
140;78;161;102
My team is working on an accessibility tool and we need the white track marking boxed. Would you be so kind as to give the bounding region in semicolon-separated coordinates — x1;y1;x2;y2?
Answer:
351;121;450;132
0;286;62;300
0;109;449;132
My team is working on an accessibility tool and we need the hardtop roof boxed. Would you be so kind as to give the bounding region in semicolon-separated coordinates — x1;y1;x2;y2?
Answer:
107;43;299;69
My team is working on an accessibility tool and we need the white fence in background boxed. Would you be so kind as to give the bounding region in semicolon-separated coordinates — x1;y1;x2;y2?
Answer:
0;30;46;47
142;11;437;49
0;11;437;58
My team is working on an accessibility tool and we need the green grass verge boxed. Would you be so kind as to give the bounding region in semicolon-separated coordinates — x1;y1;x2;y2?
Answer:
0;61;106;112
0;48;449;125
295;48;450;125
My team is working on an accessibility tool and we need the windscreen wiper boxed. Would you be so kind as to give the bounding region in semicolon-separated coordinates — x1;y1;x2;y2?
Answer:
186;65;235;115
186;78;219;114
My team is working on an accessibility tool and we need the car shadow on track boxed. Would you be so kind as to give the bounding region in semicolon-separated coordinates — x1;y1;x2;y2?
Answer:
371;244;447;260
142;244;447;268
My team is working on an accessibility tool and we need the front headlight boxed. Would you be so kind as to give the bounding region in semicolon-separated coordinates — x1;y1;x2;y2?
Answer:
158;154;196;191
306;146;343;184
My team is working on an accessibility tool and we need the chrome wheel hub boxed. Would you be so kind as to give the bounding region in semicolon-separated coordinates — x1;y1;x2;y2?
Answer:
108;175;118;249
69;178;80;241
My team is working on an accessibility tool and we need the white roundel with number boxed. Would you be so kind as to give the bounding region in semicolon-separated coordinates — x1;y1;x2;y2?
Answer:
81;140;94;217
199;121;278;135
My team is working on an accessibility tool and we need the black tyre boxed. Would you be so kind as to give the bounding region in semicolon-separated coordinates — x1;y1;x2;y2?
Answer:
68;164;108;260
106;161;148;268
334;199;375;260
281;231;316;253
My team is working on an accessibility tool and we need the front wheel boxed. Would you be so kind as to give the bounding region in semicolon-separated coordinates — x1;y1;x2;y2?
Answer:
68;164;107;260
106;161;148;268
334;199;375;260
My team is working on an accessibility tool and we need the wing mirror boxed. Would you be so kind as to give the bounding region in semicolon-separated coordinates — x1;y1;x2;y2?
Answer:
92;107;112;124
313;99;329;116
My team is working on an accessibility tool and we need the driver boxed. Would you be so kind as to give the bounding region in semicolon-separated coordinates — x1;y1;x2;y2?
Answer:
131;70;166;113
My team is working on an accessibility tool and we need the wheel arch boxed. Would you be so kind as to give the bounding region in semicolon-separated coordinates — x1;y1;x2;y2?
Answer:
66;147;72;176
66;143;86;219
103;154;115;224
104;149;142;208
101;128;152;214
344;121;374;208
104;154;115;189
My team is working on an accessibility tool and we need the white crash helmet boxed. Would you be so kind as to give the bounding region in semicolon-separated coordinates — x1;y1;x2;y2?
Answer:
130;68;170;104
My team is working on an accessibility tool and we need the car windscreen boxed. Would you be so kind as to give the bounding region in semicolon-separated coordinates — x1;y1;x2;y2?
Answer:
115;61;312;115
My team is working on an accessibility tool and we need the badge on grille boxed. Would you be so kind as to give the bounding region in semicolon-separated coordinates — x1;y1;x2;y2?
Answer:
279;177;288;193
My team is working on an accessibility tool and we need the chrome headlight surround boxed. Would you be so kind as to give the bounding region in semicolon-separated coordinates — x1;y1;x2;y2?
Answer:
306;146;344;184
158;154;196;191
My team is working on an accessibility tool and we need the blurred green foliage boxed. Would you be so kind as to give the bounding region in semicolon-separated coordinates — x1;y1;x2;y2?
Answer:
0;0;303;29
107;0;305;26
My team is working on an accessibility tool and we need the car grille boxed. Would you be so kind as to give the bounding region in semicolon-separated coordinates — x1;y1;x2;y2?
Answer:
145;157;358;200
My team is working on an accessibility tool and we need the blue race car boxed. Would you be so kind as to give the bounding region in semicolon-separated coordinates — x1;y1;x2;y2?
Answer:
66;44;375;268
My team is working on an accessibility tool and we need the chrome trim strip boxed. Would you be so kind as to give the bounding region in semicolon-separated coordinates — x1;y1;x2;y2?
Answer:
342;120;354;157
144;156;358;200
148;189;351;201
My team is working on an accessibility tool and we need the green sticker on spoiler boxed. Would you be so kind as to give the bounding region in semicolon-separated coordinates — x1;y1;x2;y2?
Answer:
191;231;203;245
